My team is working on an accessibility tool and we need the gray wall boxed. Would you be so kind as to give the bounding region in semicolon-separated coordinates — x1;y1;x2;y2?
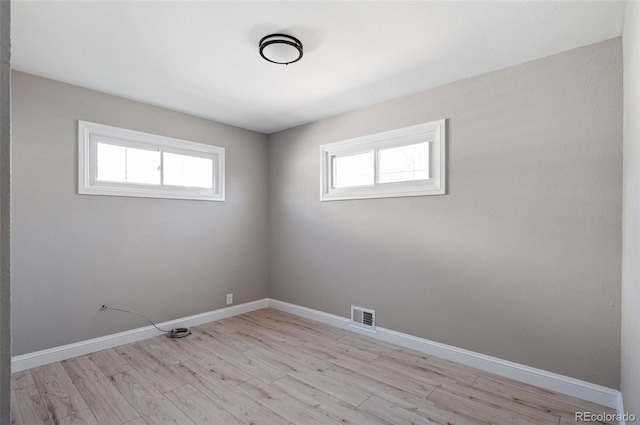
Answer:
0;1;10;423
622;1;640;417
11;71;270;355
269;39;622;388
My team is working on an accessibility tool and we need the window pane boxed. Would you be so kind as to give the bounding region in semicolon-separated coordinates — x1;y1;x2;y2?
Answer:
333;152;374;188
96;143;126;182
163;152;213;189
378;142;429;183
126;147;160;185
96;143;160;185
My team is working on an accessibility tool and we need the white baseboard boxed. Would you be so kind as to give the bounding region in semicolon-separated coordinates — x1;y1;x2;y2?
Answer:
616;393;626;425
11;299;268;372
266;298;622;411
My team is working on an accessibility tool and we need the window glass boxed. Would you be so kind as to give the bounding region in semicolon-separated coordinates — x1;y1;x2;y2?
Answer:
163;152;213;189
333;152;374;188
96;143;126;183
378;141;429;184
125;147;160;185
96;143;160;185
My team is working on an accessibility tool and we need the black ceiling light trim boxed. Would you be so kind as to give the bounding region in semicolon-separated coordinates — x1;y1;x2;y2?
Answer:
259;33;303;65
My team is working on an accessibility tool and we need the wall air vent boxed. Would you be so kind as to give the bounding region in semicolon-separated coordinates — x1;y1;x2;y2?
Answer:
350;305;376;332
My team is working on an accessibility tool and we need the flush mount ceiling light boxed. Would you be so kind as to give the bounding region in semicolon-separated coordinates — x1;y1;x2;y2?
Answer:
259;34;303;65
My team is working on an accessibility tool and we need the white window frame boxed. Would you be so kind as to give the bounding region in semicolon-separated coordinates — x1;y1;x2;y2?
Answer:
320;119;446;201
78;120;225;201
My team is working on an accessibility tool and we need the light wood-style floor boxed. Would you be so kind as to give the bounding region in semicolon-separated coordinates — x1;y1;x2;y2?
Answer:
11;308;615;425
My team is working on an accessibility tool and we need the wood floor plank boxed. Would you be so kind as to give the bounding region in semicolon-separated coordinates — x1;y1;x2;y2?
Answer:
210;321;335;370
433;379;561;425
209;318;315;365
230;314;308;346
478;374;616;414
165;384;245;425
273;375;391;425
12;385;50;425
237;378;342;425
380;349;486;385
114;343;185;393
226;315;307;348
109;370;195;425
428;387;552;425
207;322;277;350
31;362;89;424
402;399;491;425
337;334;404;356
359;395;440;425
205;316;247;334
289;367;373;407
245;345;326;374
247;310;345;344
56;409;100;425
88;349;132;377
415;353;495;381
190;328;286;383
12;370;35;390
122;418;148;425
153;336;253;387
325;364;431;406
258;343;334;371
62;355;139;425
12;308;614;425
196;322;257;352
245;345;372;406
473;376;616;423
9;390;19;424
304;344;437;399
170;361;290;425
256;309;350;340
371;353;478;387
324;365;486;425
300;340;380;364
135;338;185;367
11;390;20;424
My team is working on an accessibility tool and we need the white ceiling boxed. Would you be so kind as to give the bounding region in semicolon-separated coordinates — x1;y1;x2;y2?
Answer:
12;1;626;134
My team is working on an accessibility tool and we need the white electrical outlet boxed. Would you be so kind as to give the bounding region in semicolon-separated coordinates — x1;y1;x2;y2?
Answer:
226;293;233;305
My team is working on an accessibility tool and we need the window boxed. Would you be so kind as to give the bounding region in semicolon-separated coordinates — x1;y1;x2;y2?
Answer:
78;121;224;201
320;119;446;201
